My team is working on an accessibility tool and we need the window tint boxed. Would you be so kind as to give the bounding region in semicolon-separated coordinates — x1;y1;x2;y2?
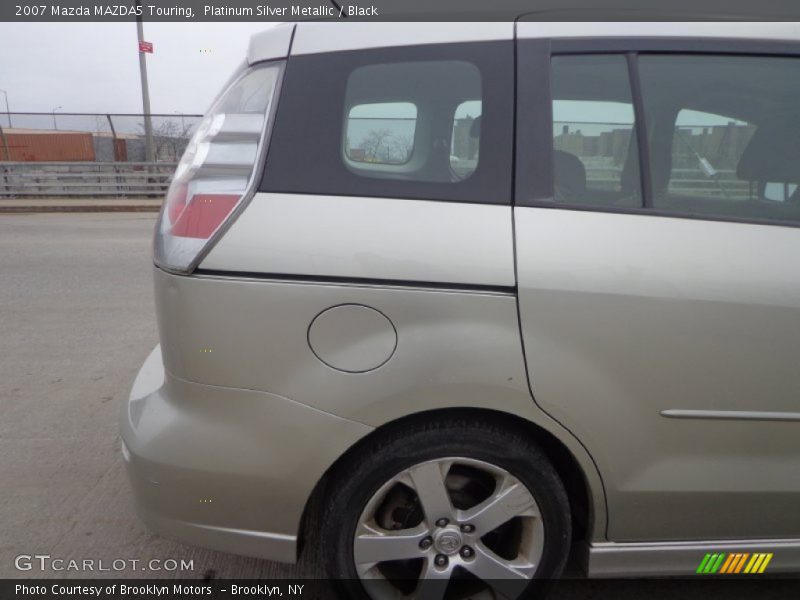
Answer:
345;102;417;165
668;109;754;201
262;42;514;205
450;100;481;180
551;55;641;207
640;55;800;223
341;60;481;183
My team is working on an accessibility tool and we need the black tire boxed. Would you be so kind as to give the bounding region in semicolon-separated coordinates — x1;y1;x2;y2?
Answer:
320;415;572;599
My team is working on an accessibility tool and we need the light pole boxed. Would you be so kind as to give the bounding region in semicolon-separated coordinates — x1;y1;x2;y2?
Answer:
52;105;62;130
0;89;10;127
135;0;155;162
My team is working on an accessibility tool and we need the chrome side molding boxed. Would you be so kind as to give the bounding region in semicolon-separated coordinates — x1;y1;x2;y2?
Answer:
661;409;800;422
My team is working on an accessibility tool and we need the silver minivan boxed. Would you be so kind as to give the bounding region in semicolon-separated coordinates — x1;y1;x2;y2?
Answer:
121;21;800;597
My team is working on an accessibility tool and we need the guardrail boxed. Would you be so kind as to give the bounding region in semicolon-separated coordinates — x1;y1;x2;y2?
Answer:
0;161;176;197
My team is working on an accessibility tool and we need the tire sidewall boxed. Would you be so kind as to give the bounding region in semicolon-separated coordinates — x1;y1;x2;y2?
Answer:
321;423;571;599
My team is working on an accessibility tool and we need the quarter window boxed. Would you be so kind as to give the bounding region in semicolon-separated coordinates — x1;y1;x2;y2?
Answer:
262;42;513;205
345;102;417;165
450;100;481;180
341;60;481;183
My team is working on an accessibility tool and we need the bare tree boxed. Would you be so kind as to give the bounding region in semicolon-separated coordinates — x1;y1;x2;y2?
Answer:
389;133;413;163
361;128;393;162
358;128;414;164
153;120;187;161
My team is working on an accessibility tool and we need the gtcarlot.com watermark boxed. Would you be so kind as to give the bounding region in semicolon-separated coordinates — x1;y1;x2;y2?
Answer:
14;554;194;573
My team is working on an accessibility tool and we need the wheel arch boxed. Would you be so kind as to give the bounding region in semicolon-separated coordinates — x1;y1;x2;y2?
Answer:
298;406;595;561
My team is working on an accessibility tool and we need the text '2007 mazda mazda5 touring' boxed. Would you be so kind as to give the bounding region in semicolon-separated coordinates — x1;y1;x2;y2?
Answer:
121;21;800;599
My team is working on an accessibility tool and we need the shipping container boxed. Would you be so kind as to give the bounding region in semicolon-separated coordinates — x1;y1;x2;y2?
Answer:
2;130;96;161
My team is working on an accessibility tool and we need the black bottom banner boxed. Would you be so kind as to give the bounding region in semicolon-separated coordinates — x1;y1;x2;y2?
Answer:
4;578;800;600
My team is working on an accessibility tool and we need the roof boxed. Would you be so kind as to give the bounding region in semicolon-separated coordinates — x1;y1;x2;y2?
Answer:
248;20;800;64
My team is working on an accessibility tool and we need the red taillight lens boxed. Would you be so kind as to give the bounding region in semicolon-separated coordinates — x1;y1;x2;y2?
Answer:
170;194;241;239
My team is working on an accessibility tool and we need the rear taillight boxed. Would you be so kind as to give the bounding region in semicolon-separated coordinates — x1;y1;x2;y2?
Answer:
154;63;283;273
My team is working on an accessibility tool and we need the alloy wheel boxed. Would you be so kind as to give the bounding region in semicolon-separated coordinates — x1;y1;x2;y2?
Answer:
353;457;544;599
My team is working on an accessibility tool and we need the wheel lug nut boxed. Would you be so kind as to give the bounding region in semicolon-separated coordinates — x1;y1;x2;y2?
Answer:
435;518;449;527
461;523;475;533
419;536;433;550
434;554;448;567
460;545;474;559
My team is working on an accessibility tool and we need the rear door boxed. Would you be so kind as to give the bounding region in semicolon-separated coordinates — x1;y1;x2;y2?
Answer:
514;34;800;542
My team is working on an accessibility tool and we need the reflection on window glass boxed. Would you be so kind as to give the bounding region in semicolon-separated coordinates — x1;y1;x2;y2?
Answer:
640;54;800;223
345;102;417;165
343;60;482;182
450;101;481;180
551;55;641;207
668;109;755;201
764;182;798;202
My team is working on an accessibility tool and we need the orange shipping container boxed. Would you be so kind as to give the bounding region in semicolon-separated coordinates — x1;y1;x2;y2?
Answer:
3;132;96;161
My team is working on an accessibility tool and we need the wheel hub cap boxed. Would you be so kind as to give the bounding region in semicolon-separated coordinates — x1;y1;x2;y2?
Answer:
433;527;463;555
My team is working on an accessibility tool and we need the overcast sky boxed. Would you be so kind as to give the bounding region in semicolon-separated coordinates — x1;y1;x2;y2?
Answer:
0;22;272;115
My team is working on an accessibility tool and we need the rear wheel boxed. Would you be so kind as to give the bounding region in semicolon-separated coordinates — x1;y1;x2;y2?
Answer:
320;417;571;599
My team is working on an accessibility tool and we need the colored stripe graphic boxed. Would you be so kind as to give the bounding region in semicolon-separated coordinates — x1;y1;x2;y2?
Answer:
710;553;726;573
719;553;736;574
695;554;711;573
696;554;712;574
744;554;759;573
703;553;719;573
730;553;744;574
735;553;750;573
750;554;767;573
697;551;773;574
758;553;773;573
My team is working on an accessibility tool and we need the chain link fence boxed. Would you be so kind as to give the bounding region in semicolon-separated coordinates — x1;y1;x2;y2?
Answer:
0;112;202;197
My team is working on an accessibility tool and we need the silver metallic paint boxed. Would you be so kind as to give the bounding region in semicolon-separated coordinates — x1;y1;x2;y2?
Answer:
307;304;398;373
121;345;373;562
515;206;800;542
517;22;800;41
151;266;608;539
247;23;295;65
200;193;516;287
290;22;514;56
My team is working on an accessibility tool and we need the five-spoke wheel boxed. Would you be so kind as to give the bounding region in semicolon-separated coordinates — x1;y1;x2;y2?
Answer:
320;418;571;599
354;457;543;599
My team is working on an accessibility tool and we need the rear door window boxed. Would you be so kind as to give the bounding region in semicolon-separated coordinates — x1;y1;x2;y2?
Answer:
550;55;642;208
639;54;800;223
667;109;754;201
